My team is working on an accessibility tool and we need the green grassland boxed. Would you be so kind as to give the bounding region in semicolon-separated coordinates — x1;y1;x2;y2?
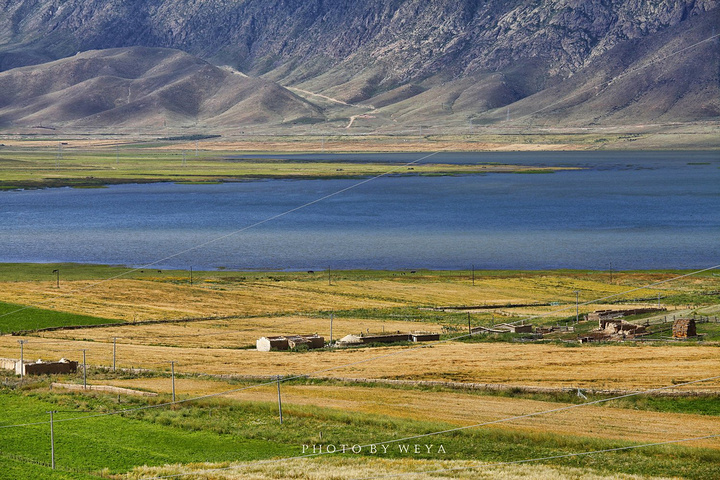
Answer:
1;386;720;479
0;301;119;334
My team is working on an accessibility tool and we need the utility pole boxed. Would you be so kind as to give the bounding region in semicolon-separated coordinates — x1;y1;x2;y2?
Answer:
190;266;193;286
18;340;27;379
171;361;176;402
468;313;472;336
112;337;117;372
276;376;283;424
48;411;56;470
83;350;87;389
574;291;580;324
52;269;59;288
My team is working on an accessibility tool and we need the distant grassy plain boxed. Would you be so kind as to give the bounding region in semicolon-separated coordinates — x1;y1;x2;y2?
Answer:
0;137;578;189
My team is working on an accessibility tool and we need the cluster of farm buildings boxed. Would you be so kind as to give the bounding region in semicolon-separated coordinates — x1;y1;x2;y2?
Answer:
254;308;705;352
0;309;707;373
256;331;440;351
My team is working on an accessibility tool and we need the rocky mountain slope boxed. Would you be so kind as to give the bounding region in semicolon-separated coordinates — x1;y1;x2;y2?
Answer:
0;0;717;130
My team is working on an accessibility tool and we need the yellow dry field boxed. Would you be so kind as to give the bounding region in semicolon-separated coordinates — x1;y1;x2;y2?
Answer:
3;337;718;393
0;274;670;322
0;279;408;321
127;457;674;480
37;316;440;348
105;377;720;449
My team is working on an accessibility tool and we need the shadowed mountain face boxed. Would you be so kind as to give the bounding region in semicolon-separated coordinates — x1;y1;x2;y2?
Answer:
0;0;717;130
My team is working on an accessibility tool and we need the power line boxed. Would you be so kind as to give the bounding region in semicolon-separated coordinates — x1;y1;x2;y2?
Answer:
2;28;718;455
2;27;716;480
98;374;720;479
0;151;442;322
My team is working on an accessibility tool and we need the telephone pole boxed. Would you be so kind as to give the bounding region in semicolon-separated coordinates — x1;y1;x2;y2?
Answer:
171;361;176;402
574;291;580;323
83;350;87;389
276;376;283;424
48;411;56;469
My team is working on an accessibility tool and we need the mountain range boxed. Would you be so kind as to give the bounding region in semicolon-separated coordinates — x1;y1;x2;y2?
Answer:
0;0;718;132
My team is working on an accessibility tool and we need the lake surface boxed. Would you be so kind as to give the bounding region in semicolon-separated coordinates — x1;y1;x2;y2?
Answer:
1;151;718;271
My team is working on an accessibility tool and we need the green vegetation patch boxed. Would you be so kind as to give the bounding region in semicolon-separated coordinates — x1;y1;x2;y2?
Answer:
0;301;119;334
0;390;291;477
1;388;719;479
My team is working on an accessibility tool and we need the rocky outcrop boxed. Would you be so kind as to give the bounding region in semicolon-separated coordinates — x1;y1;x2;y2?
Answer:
1;1;716;85
0;0;717;127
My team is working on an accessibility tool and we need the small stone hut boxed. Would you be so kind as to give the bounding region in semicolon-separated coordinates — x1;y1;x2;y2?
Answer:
8;358;79;376
256;334;324;351
672;318;696;338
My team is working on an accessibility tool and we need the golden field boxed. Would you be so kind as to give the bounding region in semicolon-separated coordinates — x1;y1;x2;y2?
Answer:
0;271;690;322
3;336;719;393
2;270;718;391
102;377;720;448
2;268;719;479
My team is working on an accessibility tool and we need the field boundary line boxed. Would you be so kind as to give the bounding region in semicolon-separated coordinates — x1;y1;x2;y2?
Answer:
9;313;248;336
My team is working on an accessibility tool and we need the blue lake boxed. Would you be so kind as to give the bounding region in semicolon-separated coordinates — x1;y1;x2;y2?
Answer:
1;151;718;271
